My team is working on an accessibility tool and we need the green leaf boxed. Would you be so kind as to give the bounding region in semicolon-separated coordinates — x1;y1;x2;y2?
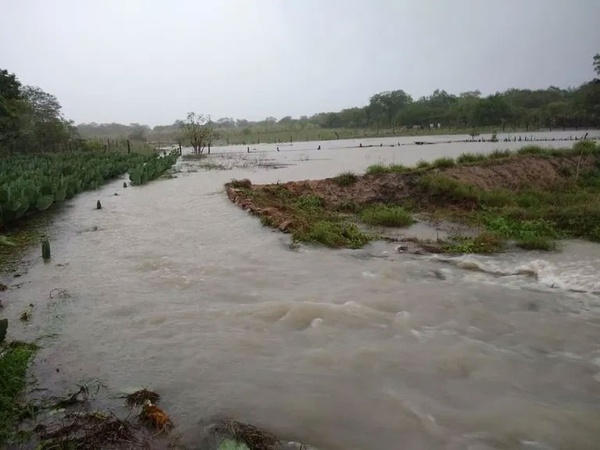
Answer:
54;188;66;202
36;195;54;211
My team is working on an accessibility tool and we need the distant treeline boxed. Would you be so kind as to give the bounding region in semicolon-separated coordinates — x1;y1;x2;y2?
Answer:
77;64;600;145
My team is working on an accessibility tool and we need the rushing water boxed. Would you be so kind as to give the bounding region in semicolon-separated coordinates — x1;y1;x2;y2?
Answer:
3;131;600;449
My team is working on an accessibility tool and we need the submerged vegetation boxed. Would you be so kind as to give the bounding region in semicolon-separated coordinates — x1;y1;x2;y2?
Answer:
228;141;600;253
0;341;38;444
0;150;178;228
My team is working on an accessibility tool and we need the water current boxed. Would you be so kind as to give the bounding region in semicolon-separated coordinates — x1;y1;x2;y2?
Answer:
3;131;600;449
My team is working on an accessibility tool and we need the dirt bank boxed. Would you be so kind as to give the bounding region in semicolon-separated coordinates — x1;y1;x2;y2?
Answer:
225;148;600;252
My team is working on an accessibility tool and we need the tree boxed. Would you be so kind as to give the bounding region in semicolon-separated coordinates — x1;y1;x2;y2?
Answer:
181;112;215;154
594;53;600;76
17;85;76;151
368;90;412;131
127;123;150;142
0;69;25;146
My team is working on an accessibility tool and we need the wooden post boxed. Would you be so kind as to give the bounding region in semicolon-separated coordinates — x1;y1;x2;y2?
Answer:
42;240;51;260
97;200;102;210
127;140;131;154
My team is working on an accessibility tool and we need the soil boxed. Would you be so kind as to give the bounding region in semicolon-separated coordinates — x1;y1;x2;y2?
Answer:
225;154;596;234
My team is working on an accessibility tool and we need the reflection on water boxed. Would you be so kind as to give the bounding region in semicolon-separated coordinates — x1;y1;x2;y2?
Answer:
3;131;600;449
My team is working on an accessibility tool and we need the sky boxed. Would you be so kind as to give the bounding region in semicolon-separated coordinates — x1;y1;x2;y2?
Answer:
1;0;599;126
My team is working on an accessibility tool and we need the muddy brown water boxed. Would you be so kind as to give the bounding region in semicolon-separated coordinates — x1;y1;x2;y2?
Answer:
3;131;600;449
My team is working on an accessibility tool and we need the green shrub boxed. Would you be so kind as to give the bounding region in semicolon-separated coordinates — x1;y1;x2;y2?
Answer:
332;172;358;186
416;160;431;169
456;153;487;164
418;175;478;202
365;164;406;175
443;233;505;254
366;164;387;175
431;157;456;169
488;149;512;159
294;221;371;248
517;145;545;156
359;204;414;227
516;236;557;251
295;195;324;209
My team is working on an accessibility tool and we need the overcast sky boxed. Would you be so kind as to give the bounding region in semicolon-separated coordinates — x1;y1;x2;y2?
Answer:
1;0;598;126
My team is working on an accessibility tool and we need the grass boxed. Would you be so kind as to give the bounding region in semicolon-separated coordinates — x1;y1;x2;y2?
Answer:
456;153;488;164
294;221;371;248
227;141;600;252
516;236;557;251
332;171;358;186
0;341;38;445
443;233;505;254
359;204;414;227
232;184;372;248
431;157;456;169
365;163;407;175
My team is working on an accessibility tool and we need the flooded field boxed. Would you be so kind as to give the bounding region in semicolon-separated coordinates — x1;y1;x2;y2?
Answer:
3;131;600;449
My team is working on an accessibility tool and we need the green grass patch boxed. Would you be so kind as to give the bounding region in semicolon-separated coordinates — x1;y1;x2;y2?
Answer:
488;149;513;159
443;233;505;254
0;341;38;445
416;160;431;169
431;157;456;169
332;172;358;186
456;153;487;164
365;163;407;175
293;221;371;248
294;195;324;209
359;204;414;227
516;236;557;251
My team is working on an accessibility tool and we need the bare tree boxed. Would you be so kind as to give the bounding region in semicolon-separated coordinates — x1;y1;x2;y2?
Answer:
181;112;215;154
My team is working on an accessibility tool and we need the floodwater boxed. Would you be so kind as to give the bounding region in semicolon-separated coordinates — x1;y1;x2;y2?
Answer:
4;131;600;449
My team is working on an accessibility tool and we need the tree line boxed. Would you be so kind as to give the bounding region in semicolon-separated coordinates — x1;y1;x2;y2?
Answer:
2;54;599;153
0;70;81;153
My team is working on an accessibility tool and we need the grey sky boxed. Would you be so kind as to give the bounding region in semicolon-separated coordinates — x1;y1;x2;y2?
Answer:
1;0;598;126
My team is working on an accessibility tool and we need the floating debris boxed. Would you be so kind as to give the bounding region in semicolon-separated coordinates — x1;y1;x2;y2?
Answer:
35;411;143;449
125;388;160;407
20;304;33;322
139;400;172;432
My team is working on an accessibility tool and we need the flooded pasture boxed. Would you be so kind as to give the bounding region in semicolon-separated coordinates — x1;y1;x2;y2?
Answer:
3;131;600;449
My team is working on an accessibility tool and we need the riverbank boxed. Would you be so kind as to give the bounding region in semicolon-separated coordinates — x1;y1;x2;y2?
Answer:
226;141;600;253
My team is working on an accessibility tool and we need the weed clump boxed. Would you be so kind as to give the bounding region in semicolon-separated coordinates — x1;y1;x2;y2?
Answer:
229;179;252;189
359;204;414;227
443;233;505;254
294;221;371;248
0;341;38;444
516;236;557;251
332;171;358;186
431;157;456;169
126;389;160;407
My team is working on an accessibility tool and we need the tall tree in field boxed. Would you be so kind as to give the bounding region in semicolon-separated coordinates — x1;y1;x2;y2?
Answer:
20;86;75;151
181;112;215;154
369;90;412;131
594;53;600;76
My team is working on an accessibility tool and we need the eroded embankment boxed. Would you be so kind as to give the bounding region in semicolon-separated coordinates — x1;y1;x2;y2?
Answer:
225;146;600;252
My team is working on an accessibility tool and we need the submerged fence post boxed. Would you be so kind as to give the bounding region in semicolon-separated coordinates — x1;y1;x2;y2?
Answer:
97;200;102;210
42;240;51;260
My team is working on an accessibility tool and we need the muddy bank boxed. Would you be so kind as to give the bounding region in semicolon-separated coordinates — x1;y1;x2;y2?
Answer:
225;149;600;252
